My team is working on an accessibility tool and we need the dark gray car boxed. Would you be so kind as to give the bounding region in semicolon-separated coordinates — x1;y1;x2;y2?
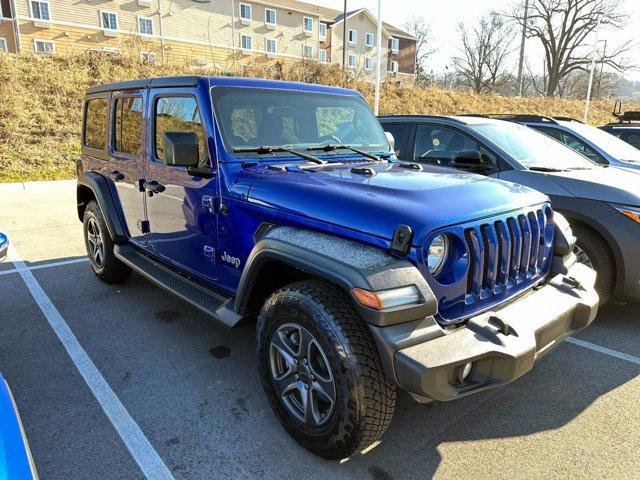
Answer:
380;114;640;303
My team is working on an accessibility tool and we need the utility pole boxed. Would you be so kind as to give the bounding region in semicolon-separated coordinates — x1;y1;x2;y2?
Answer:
596;39;607;100
583;18;601;123
516;0;530;97
374;0;382;115
342;0;347;69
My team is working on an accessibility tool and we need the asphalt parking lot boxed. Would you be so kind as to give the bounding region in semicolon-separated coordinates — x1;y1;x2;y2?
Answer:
1;180;640;480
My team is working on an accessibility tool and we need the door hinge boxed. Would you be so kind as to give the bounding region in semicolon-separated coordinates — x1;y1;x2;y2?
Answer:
202;195;221;213
137;220;150;234
203;245;216;264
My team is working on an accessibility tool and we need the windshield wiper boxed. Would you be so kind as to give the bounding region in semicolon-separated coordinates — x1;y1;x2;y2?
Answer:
307;144;383;162
233;146;326;165
528;166;566;172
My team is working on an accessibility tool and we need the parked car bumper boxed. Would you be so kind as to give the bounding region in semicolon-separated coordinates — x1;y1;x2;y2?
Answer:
386;261;598;401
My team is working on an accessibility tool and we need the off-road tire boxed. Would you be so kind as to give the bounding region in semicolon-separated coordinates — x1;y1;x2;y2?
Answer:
256;280;396;460
83;201;132;284
573;224;614;304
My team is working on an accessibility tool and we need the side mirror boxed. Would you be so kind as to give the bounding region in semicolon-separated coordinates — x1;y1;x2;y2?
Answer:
163;132;200;168
0;232;8;263
385;131;396;151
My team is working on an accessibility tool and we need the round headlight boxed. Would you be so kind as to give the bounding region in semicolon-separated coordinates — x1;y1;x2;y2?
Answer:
427;234;449;276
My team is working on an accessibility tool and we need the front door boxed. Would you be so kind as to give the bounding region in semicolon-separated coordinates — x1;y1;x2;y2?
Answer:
107;90;147;246
144;89;219;283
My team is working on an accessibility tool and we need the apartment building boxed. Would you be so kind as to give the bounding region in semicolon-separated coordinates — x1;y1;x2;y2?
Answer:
0;0;416;80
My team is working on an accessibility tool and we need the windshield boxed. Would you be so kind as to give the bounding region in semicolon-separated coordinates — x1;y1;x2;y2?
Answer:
471;122;596;170
561;121;640;162
211;87;389;157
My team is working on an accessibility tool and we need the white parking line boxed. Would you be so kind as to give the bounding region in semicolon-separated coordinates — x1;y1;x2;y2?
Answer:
566;337;640;366
0;258;89;276
8;245;175;480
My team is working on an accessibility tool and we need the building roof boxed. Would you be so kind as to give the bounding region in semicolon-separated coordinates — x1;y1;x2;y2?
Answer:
287;1;417;40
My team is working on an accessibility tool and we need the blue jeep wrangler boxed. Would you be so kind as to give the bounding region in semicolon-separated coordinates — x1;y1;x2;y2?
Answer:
76;76;598;459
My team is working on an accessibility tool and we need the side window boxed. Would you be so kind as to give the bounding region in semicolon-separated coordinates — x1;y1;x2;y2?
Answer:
536;126;606;164
84;98;109;150
622;133;640;149
113;97;143;156
381;123;409;159
155;96;207;164
413;124;486;166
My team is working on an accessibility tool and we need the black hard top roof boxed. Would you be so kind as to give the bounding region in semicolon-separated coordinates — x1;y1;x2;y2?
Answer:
86;76;201;94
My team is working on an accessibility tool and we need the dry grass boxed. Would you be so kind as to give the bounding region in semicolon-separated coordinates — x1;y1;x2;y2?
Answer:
1;52;636;183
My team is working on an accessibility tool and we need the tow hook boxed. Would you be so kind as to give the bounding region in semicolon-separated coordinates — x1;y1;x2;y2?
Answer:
562;276;584;291
488;315;511;336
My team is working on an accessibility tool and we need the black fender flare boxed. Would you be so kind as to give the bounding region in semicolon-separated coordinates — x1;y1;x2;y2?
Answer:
76;172;128;243
235;226;437;327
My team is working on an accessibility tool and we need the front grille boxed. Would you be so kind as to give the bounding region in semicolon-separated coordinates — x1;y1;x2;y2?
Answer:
463;208;549;299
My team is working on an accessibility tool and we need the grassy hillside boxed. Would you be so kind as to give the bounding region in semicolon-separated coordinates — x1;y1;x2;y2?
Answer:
1;53;635;182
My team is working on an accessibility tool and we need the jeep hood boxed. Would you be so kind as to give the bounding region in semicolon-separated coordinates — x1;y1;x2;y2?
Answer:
242;162;547;245
545;166;640;205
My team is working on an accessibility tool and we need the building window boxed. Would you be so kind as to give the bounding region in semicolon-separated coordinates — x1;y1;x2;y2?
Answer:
30;0;50;21
0;38;7;53
365;32;373;47
347;53;356;68
389;60;398;73
390;38;399;53
318;48;327;63
303;44;313;58
348;29;357;45
364;57;372;71
303;16;313;32
241;34;252;51
239;3;251;21
138;17;153;36
265;8;276;26
84;98;108;150
319;23;327;40
113;97;143;156
101;11;118;31
140;51;156;63
266;38;277;55
34;39;54;54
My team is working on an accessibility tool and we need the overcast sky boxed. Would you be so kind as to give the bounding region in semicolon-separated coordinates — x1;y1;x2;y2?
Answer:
305;0;640;81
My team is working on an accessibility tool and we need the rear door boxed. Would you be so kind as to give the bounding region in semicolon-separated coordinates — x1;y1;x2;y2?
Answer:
107;90;148;246
144;88;219;282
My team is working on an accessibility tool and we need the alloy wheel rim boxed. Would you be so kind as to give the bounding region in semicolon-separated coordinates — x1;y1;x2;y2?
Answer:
269;323;336;427
86;217;105;269
574;245;594;269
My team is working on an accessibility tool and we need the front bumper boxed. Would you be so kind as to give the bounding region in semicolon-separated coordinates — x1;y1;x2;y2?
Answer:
390;261;598;401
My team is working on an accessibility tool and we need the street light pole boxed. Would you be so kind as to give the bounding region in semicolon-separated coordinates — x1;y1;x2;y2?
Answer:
583;18;601;123
342;0;347;69
516;0;530;97
596;39;607;100
374;0;382;115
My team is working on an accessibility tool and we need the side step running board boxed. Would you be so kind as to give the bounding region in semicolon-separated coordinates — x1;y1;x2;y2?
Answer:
114;244;248;328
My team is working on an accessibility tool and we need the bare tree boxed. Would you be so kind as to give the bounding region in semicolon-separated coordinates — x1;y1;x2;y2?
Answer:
507;0;635;97
452;13;515;94
403;16;435;87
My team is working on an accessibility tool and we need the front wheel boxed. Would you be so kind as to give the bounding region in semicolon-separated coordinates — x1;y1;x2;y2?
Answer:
256;280;396;459
572;224;614;304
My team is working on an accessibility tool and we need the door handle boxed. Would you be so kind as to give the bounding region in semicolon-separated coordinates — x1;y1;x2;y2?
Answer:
145;180;166;196
107;170;124;182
